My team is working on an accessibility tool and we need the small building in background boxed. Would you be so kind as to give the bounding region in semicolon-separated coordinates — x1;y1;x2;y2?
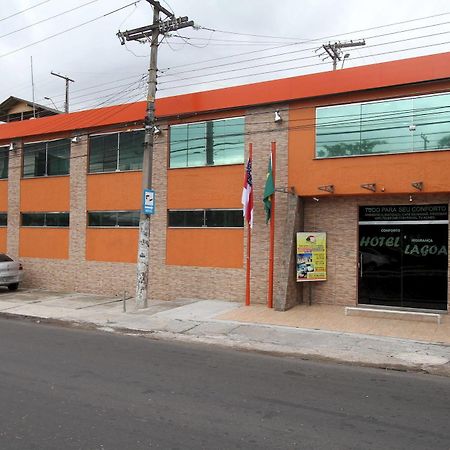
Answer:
0;96;60;123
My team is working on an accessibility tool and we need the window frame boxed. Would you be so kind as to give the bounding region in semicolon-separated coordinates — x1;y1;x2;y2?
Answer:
21;212;70;228
168;116;245;169
315;91;450;159
87;210;141;228
88;129;145;174
22;138;71;178
0;146;9;180
167;208;244;228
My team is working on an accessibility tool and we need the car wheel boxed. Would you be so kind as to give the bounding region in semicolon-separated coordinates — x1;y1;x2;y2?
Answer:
8;283;19;291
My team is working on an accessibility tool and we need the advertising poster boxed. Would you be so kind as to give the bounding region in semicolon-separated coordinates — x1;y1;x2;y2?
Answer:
296;232;327;282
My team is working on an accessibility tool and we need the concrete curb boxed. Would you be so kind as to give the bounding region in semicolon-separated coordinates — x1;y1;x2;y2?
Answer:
2;310;450;378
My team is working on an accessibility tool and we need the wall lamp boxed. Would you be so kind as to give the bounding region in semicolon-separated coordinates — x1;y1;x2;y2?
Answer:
9;142;17;152
154;125;162;136
71;136;80;144
274;110;282;123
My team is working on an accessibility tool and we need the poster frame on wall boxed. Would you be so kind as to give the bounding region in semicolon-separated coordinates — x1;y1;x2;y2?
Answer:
296;232;327;282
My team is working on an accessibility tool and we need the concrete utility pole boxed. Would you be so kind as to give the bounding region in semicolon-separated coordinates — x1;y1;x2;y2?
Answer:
117;0;194;309
321;40;366;70
51;71;75;113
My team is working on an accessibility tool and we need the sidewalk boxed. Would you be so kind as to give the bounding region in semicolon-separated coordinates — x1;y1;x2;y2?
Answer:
0;289;449;376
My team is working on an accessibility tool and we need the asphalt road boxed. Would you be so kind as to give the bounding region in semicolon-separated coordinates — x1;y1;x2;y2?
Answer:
0;318;449;450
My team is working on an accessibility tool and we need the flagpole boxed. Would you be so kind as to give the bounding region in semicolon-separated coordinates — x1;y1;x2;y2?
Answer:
267;142;276;309
245;143;253;306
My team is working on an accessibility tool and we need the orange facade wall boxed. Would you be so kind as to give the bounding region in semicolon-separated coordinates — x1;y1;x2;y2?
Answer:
19;228;69;259
0;180;7;211
86;228;138;263
87;172;142;211
166;228;244;268
20;177;70;212
0;228;6;253
289;81;450;196
168;165;243;209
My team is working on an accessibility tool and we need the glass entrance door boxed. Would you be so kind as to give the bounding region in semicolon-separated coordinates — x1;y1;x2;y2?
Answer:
359;226;402;307
358;204;448;311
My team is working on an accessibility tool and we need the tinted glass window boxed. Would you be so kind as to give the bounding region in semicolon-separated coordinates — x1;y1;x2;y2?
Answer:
168;210;205;227
46;212;69;227
117;211;140;227
168;209;244;227
0;213;7;226
89;134;118;173
118;131;144;171
21;213;68;227
23;142;46;177
22;213;45;226
169;117;244;168
88;211;140;227
0;254;13;262
205;210;244;227
0;147;8;179
23;140;70;177
316;92;450;158
413;93;450;152
47;139;70;176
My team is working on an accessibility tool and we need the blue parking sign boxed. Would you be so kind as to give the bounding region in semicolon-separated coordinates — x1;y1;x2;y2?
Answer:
143;189;155;215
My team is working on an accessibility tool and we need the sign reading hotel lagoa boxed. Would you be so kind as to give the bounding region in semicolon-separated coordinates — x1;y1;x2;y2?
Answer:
296;232;327;282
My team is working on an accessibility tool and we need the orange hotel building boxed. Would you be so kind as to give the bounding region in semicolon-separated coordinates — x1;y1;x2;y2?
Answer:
0;51;449;312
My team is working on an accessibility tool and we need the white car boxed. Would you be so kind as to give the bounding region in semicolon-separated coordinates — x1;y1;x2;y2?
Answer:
0;254;23;291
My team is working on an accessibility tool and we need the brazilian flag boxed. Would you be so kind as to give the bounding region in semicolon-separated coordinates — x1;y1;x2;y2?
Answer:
263;154;275;223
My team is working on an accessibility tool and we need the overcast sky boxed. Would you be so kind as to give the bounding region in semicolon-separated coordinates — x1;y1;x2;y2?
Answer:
0;0;449;112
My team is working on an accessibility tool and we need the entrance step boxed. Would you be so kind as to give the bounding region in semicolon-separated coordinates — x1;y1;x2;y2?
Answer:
345;307;442;324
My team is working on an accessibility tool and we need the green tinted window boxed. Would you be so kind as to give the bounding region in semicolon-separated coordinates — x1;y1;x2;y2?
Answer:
169;117;244;168
118;130;144;171
23;139;70;177
316;92;450;158
87;211;140;227
89;131;144;173
0;147;8;179
168;209;243;228
21;212;69;227
0;213;7;226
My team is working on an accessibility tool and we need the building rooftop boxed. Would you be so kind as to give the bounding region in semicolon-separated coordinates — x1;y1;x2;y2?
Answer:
1;51;450;142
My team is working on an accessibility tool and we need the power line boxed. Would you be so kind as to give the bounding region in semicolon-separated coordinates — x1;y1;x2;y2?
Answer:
161;11;450;72
161;20;450;79
158;40;450;91
0;1;142;59
159;29;450;86
0;0;52;23
0;0;99;40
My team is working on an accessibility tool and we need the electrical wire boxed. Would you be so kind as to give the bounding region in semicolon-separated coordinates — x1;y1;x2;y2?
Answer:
158;40;450;91
0;0;52;23
0;0;99;40
160;20;450;80
0;1;142;59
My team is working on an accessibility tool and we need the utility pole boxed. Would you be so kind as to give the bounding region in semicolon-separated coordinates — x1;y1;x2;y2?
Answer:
320;40;366;70
117;0;194;309
51;71;75;113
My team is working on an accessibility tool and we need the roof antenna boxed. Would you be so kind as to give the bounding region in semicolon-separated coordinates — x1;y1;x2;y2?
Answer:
30;56;36;118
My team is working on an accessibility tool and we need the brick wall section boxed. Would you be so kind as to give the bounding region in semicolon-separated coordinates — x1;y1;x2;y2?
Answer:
7;141;21;257
303;193;450;307
274;193;303;310
147;124;246;302
245;105;289;305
